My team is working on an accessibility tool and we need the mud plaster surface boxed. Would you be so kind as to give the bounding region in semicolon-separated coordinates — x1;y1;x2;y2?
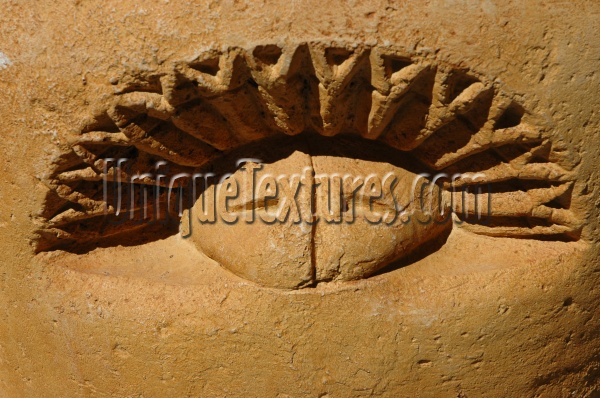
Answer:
0;1;599;397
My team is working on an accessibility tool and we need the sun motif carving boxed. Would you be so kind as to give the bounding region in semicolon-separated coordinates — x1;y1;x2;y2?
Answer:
35;41;582;257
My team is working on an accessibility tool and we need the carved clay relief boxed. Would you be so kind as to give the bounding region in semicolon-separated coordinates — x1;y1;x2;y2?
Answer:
34;41;583;288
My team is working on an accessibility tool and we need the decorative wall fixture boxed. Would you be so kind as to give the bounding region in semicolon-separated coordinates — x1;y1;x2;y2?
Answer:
36;41;582;287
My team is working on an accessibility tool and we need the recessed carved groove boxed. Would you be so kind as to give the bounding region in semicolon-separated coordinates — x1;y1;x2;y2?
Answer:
253;44;283;66
190;57;220;76
35;41;583;254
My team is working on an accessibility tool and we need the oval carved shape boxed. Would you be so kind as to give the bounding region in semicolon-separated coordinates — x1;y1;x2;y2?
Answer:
187;136;450;289
35;41;582;290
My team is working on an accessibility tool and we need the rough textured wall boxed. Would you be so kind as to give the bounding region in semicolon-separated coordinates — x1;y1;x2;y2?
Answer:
0;1;599;397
